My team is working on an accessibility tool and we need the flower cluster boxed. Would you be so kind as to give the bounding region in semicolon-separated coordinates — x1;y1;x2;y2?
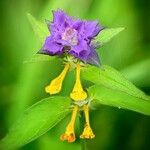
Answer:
39;9;102;66
40;9;102;143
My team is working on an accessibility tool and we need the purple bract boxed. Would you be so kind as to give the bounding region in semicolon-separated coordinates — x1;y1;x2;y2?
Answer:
39;9;103;66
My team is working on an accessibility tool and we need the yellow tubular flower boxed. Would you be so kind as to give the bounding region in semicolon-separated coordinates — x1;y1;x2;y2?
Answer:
80;105;95;139
45;63;70;94
60;105;78;143
70;63;87;101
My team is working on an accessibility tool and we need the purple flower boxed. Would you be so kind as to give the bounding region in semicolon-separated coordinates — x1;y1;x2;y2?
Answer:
39;9;103;66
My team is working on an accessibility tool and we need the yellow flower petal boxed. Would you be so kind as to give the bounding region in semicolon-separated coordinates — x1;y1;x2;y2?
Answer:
60;132;76;143
45;63;70;94
80;125;95;139
80;105;95;139
60;105;78;143
70;63;87;101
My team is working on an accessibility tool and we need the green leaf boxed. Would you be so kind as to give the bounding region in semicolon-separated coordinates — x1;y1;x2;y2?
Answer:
0;96;70;150
88;85;150;115
82;65;149;100
96;27;124;45
26;13;52;63
27;13;49;43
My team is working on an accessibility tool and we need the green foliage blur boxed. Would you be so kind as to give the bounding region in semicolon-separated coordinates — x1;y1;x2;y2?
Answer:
0;0;150;150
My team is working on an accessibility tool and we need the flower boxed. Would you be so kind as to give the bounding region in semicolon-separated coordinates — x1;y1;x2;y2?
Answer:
70;63;87;101
60;105;78;143
45;63;70;94
40;9;101;142
80;105;95;139
39;9;102;66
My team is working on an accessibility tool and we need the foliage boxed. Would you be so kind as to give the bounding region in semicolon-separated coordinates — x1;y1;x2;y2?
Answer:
0;0;150;150
0;13;149;150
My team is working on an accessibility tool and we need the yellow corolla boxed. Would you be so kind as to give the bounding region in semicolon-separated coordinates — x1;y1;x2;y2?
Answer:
45;62;95;142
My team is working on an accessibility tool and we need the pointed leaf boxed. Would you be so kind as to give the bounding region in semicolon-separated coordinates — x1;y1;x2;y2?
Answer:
26;13;53;63
0;96;70;150
82;65;149;100
88;85;150;115
27;13;49;43
96;27;124;45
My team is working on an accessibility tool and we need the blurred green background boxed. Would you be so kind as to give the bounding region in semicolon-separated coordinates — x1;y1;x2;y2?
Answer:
0;0;150;150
